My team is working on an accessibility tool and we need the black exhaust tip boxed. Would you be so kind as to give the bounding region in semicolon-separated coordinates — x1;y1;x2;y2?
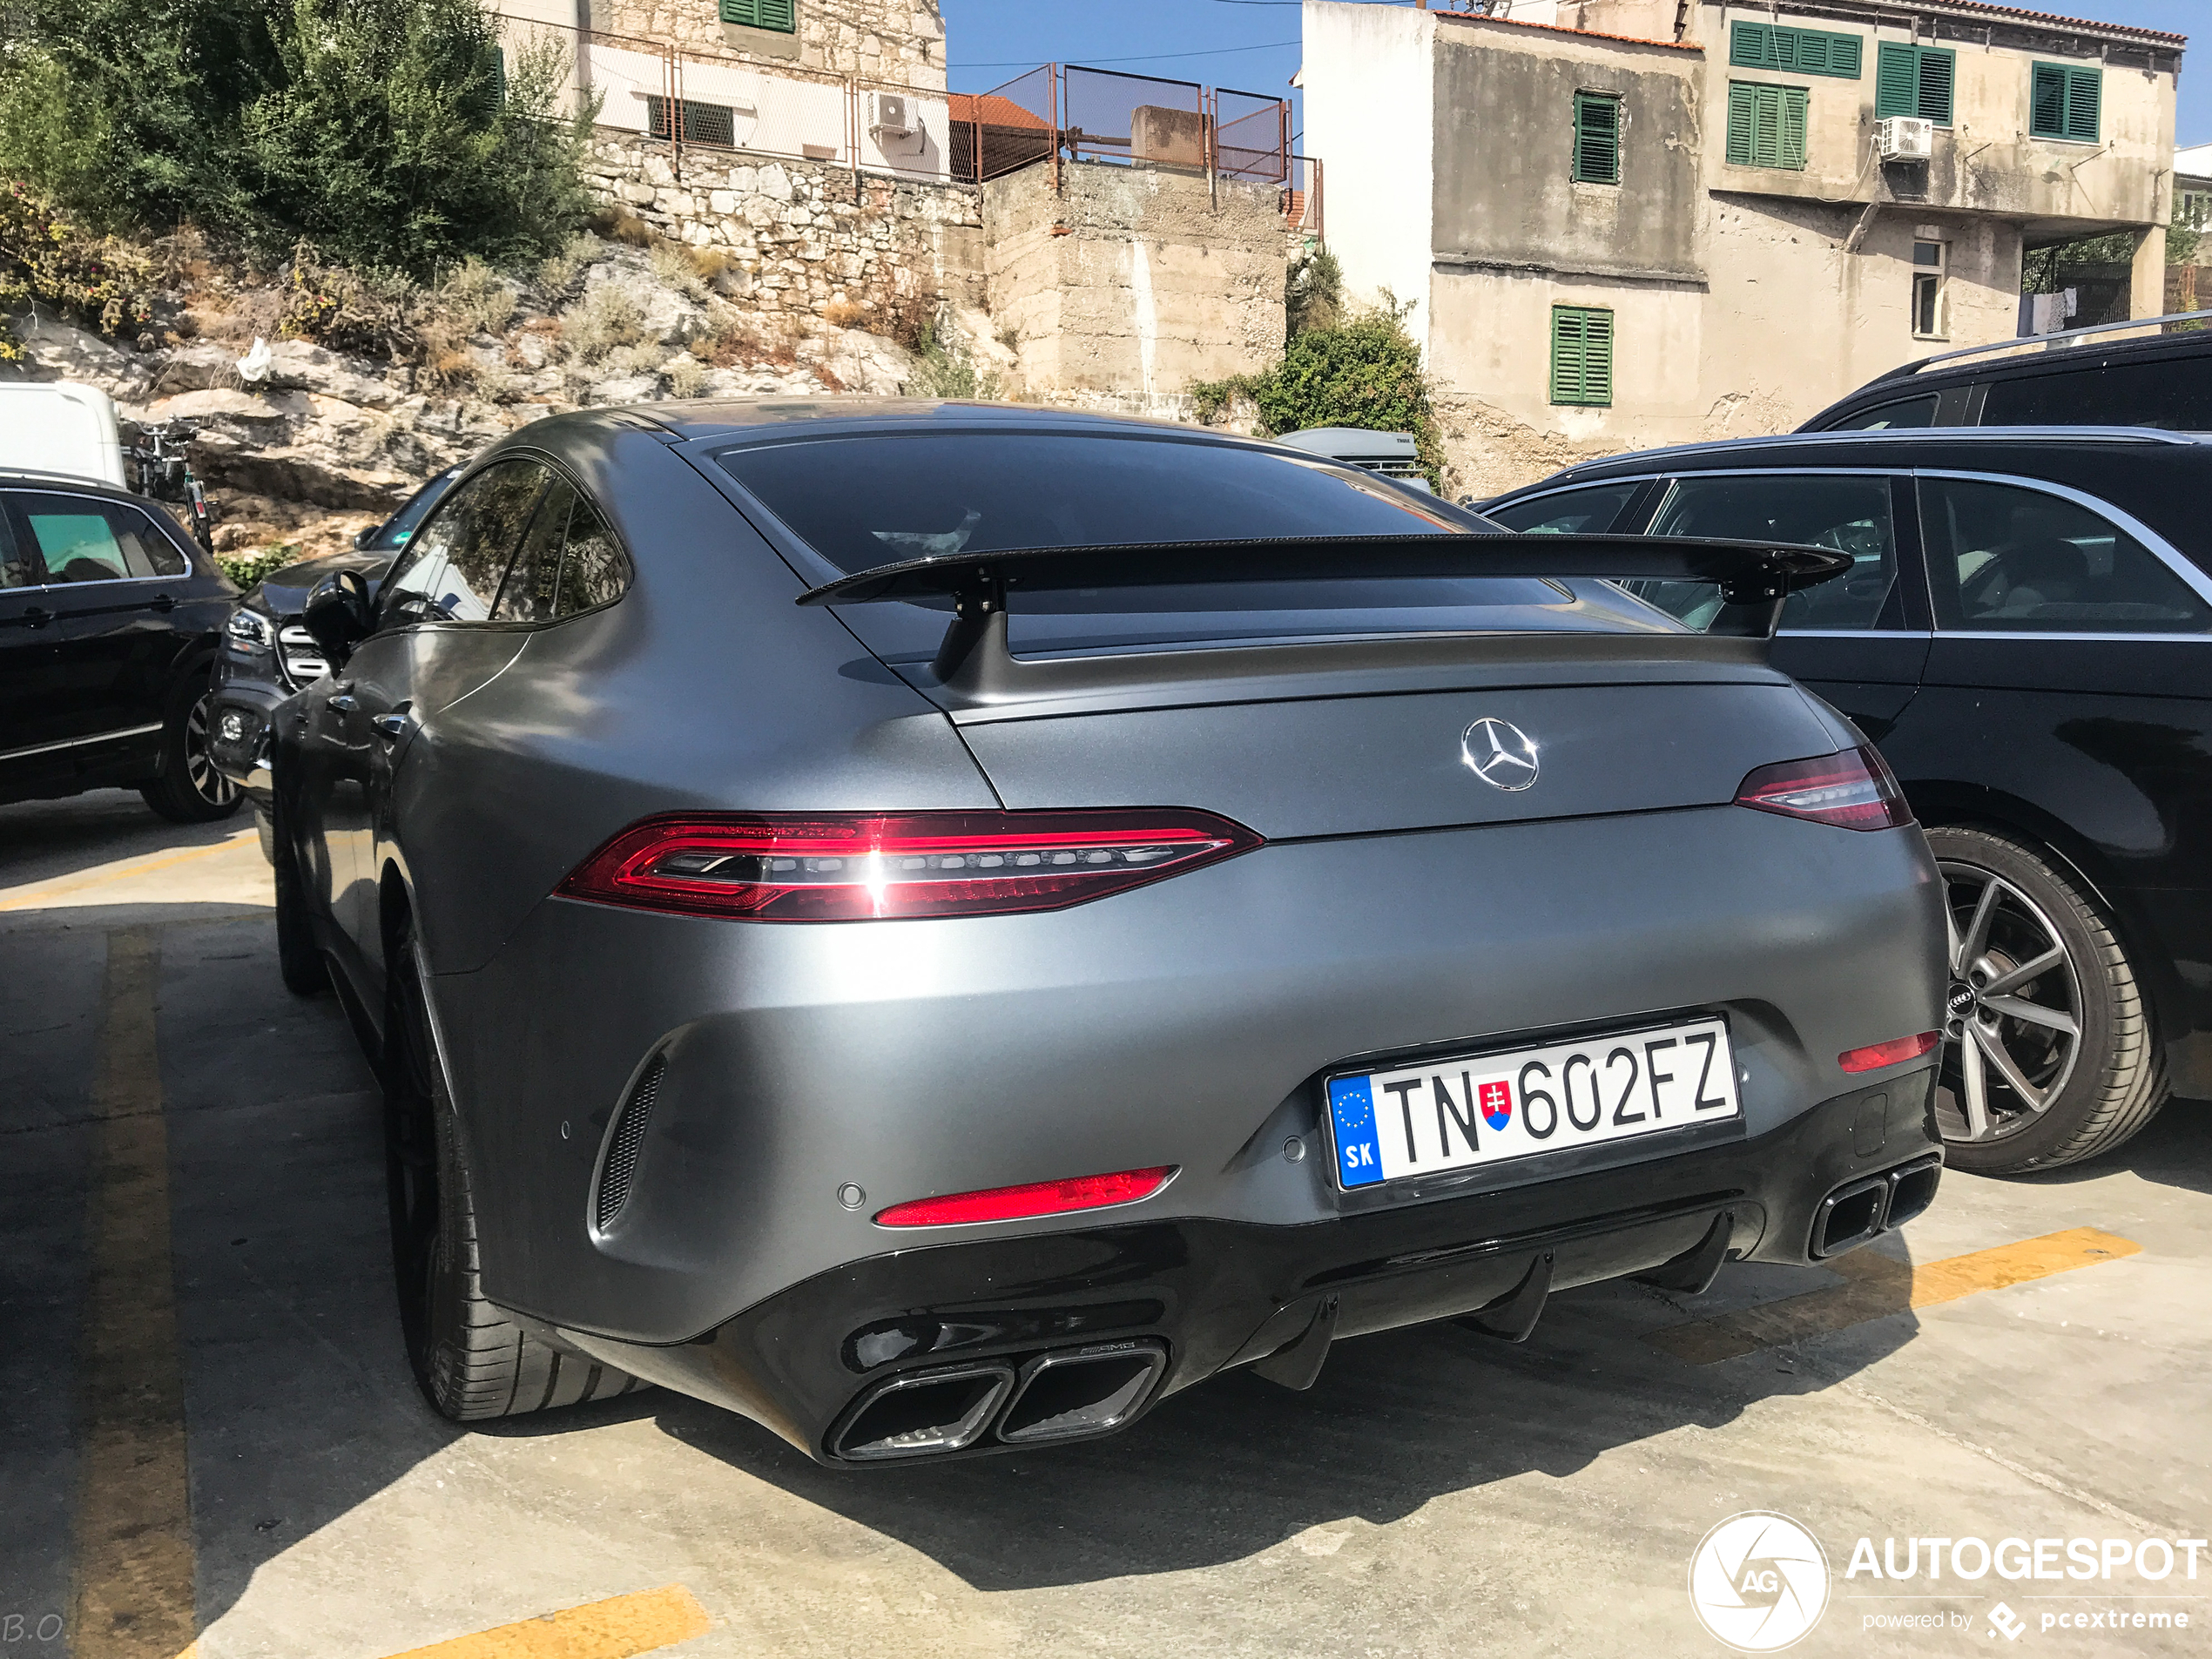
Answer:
832;1362;1015;1462
1811;1174;1889;1259
1885;1154;1942;1230
998;1341;1167;1446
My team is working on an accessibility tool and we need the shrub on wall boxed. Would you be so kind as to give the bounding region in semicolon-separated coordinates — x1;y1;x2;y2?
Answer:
0;185;157;358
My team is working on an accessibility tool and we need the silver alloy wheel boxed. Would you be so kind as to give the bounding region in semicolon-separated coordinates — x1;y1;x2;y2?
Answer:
1933;859;2083;1144
185;690;241;808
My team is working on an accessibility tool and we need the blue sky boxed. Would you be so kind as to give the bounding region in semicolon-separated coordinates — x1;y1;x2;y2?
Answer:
941;0;2207;149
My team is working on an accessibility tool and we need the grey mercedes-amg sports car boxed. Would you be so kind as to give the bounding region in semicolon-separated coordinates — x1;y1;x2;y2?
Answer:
266;401;1948;1464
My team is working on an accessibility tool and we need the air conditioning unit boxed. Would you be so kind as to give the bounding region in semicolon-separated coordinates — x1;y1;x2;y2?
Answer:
1876;117;1934;161
869;93;916;138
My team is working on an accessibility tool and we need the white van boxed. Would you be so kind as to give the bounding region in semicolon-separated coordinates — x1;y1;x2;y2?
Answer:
0;380;127;488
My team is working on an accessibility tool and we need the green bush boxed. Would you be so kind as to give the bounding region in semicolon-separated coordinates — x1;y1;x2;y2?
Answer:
1192;299;1443;489
0;185;158;356
0;0;594;280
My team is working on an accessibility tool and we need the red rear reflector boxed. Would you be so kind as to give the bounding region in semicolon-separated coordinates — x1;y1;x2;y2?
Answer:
1839;1031;1940;1073
874;1166;1177;1228
1735;745;1912;832
556;810;1261;921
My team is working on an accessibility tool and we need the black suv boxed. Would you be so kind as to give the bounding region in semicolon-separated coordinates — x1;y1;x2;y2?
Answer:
0;472;242;820
1801;310;2212;434
1485;428;2209;1176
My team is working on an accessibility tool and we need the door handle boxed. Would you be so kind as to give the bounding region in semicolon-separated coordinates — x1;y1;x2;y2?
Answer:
23;606;51;629
146;594;177;612
372;713;413;741
327;694;360;713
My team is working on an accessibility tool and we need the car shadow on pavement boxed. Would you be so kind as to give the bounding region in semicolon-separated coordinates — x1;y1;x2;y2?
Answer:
0;789;249;892
2000;1098;2211;1198
646;1258;1919;1591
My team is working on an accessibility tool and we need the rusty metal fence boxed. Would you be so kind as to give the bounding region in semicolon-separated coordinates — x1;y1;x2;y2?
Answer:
490;20;1311;228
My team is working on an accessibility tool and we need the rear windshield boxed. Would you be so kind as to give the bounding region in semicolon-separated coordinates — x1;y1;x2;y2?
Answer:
714;432;1672;652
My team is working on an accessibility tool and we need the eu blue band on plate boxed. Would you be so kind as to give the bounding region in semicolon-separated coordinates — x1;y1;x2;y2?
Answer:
1327;1075;1384;1188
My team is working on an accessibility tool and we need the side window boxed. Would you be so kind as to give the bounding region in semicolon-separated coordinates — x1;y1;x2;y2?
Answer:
376;460;549;629
1640;473;1899;631
1485;483;1642;536
1981;360;2212;432
14;494;189;583
491;479;577;624
551;495;631;617
1921;478;2209;634
1828;394;1938;431
0;505;30;589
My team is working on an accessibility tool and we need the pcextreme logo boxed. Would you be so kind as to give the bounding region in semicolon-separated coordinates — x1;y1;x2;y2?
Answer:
1689;1511;1832;1652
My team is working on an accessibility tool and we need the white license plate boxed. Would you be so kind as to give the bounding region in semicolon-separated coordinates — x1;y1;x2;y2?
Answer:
1325;1016;1740;1190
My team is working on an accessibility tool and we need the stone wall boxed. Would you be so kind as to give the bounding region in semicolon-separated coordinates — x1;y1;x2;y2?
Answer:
985;162;1285;402
588;132;984;325
592;0;946;91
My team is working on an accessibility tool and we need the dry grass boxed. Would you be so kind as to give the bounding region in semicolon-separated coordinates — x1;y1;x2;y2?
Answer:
439;257;515;334
667;354;708;397
822;298;867;328
594;206;655;246
560;282;647;365
648;242;708;303
535;232;600;297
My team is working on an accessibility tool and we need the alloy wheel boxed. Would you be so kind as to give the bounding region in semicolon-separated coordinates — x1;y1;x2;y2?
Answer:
1932;859;2083;1144
185;691;241;809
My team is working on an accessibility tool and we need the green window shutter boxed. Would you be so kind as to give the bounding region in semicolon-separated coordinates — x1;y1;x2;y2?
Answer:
1734;22;1863;78
1779;86;1808;169
467;44;504;120
1751;87;1782;168
1916;47;1954;125
2064;66;2101;142
1876;42;1918;118
757;0;795;31
719;0;758;24
1550;307;1614;407
1572;92;1620;185
2030;63;2067;138
1726;82;1757;166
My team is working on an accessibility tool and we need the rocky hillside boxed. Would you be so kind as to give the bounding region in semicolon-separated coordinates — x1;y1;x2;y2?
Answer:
5;233;1011;569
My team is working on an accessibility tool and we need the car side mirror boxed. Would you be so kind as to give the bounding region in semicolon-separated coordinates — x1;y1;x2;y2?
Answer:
302;570;374;670
354;524;381;550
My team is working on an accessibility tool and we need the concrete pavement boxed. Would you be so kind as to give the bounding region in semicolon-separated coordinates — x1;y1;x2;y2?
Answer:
4;791;2209;1658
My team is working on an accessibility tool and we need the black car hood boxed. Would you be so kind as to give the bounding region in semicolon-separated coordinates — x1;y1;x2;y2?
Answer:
248;549;395;623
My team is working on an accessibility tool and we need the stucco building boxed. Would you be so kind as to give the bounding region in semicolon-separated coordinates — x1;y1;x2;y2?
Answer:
1303;0;2187;496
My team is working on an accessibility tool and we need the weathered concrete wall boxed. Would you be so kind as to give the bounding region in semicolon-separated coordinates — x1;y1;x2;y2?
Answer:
985;163;1285;401
1432;15;1704;283
588;133;983;322
593;0;947;91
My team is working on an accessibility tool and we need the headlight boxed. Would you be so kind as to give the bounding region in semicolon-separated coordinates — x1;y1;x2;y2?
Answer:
226;608;273;649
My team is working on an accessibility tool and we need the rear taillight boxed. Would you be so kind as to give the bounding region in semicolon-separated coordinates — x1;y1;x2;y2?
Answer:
875;1166;1177;1228
556;809;1262;921
1734;745;1912;832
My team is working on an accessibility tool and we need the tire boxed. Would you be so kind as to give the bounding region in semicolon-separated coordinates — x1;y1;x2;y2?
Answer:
254;806;275;865
139;677;244;823
271;805;328;998
385;915;646;1420
1926;826;2168;1176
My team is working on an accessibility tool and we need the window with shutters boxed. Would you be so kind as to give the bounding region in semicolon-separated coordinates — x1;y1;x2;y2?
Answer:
720;0;795;31
1549;307;1614;408
2029;63;2101;144
1725;83;1809;171
1730;22;1863;79
1875;42;1955;126
1571;91;1621;185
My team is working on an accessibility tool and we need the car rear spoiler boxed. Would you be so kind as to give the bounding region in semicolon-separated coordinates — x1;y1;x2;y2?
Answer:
793;534;1851;691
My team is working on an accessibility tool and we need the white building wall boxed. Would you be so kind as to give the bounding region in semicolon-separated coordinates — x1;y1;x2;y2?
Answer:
1300;1;1436;335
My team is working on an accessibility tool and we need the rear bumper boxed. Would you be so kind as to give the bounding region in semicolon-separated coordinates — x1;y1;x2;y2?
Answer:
549;1070;1939;1464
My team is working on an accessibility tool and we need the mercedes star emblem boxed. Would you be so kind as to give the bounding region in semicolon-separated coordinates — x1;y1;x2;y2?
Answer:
1461;718;1541;792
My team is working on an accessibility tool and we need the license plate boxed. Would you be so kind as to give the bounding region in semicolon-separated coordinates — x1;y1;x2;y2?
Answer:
1325;1016;1739;1190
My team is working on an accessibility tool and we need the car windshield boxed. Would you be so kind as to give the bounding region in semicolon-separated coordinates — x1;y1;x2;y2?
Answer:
367;469;462;551
715;431;1671;655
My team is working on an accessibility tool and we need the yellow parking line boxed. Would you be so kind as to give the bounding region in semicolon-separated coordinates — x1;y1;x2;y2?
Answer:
70;927;199;1659
374;1586;711;1659
1646;1226;2141;1365
0;835;253;914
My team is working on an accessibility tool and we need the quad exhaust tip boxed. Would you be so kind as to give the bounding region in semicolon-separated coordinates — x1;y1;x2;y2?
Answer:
1811;1153;1942;1259
830;1339;1169;1462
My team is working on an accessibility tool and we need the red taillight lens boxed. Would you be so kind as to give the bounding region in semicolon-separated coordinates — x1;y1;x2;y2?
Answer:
1839;1031;1940;1073
556;809;1262;921
1735;745;1912;832
875;1166;1177;1228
